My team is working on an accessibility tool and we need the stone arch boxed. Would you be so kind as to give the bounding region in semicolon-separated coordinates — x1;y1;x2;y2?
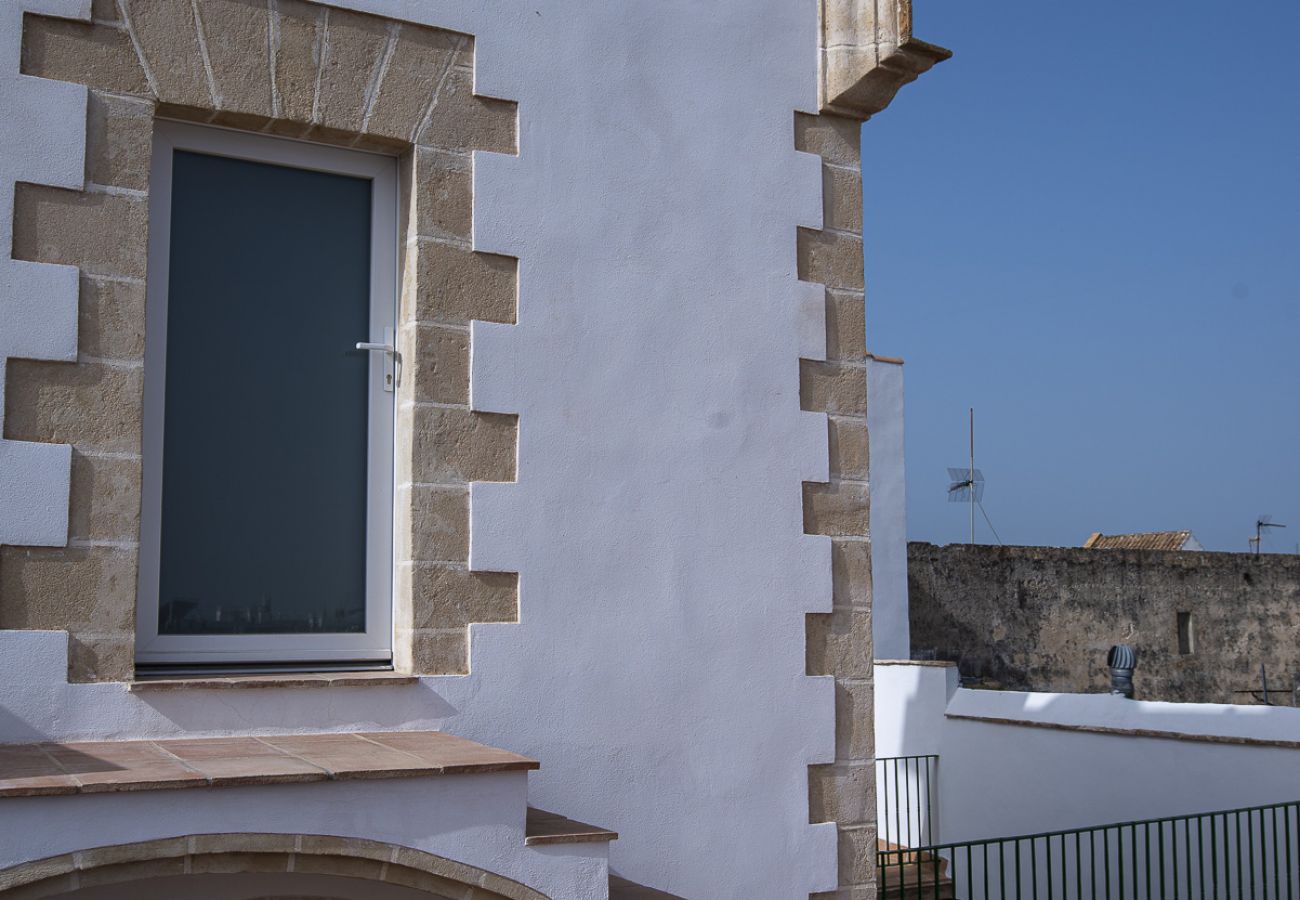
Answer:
0;833;549;899
5;0;522;681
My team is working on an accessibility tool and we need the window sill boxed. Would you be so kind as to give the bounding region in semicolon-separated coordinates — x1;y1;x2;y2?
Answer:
128;671;418;692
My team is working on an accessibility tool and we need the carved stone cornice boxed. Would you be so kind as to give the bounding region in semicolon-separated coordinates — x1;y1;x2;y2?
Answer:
820;0;952;119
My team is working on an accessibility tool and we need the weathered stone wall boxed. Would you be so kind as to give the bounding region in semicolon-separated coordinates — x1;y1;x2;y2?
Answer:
908;542;1300;704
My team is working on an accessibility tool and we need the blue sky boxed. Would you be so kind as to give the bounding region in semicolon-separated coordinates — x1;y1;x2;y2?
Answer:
861;3;1300;553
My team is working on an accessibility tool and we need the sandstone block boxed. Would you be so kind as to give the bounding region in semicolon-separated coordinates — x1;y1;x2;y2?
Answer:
21;16;150;96
801;359;867;416
409;240;517;325
409;407;517;483
270;0;324;124
403;323;469;405
397;484;468;563
79;275;147;361
807;607;873;679
418;65;516;155
829;416;869;480
823;163;863;234
826;289;866;361
795;112;862;167
4;359;143;453
86;90;153;191
129;0;212;107
67;631;135;682
13;183;149;279
196;0;274;117
832;539;872;608
798;227;865;291
835;681;874;761
69;452;141;542
809;762;876;825
413;147;472;241
398;628;467;675
804;481;869;537
0;546;137;633
314;7;388;133
408;565;517;629
365;25;465;142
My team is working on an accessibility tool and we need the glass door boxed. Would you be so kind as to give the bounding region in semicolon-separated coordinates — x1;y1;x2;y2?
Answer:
136;123;396;666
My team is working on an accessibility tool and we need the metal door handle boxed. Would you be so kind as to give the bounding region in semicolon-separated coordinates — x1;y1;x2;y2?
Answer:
355;327;400;392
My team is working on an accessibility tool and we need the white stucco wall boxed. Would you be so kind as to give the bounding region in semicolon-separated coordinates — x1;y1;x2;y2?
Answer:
874;662;1300;849
0;1;839;896
866;357;910;660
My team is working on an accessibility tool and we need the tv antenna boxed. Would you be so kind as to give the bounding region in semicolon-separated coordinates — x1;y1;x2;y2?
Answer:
947;408;983;544
1249;515;1286;555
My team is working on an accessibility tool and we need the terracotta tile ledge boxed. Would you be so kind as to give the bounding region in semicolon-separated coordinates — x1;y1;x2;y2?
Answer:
0;731;538;799
128;671;419;691
524;807;617;846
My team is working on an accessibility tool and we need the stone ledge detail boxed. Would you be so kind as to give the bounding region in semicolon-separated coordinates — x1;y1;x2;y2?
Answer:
3;1;523;681
820;0;951;118
0;833;547;900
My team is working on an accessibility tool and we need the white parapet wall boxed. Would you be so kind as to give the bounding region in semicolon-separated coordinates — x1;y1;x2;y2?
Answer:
866;355;911;660
875;661;1300;847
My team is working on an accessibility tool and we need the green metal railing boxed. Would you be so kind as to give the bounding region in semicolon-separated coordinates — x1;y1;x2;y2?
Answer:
878;800;1300;899
878;754;940;848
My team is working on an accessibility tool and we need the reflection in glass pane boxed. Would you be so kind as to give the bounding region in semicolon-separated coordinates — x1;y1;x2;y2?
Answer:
159;151;372;635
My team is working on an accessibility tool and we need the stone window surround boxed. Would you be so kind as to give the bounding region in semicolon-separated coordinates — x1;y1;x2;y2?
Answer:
1;0;521;682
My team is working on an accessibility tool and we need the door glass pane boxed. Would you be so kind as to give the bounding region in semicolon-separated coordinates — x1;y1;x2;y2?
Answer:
158;150;372;635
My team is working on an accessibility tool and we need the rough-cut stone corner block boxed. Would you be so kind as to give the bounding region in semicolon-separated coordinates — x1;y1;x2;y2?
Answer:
196;0;275;117
69;452;142;542
402;629;469;676
794;112;862;167
418;66;517;155
831;540;872;608
801;360;866;417
79;275;147;361
365;26;464;142
129;0;212;107
66;632;136;683
405;323;470;404
86;91;154;191
822;164;863;234
13;184;149;279
271;0;325;124
4;360;144;453
314;8;389;134
410;565;517;629
798;227;864;292
835;824;879;888
410;407;517;484
398;483;469;563
803;481;869;537
809;763;876;825
828;417;868;480
412;148;473;241
21;15;152;97
411;241;517;325
826;290;867;361
834;681;874;761
0;545;137;633
807;608;873;679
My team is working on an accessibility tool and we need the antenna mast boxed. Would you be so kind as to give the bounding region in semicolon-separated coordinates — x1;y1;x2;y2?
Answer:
968;408;975;545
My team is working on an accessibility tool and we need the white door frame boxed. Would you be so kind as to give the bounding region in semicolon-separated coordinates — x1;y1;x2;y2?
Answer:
135;121;398;666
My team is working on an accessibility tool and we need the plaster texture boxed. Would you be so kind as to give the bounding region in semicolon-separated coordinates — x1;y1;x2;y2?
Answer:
866;357;909;660
909;542;1300;704
0;0;846;893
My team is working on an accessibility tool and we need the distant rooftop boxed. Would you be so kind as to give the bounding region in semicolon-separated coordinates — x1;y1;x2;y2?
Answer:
1083;531;1203;551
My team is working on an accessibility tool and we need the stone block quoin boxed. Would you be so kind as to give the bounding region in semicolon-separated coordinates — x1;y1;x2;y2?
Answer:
3;0;521;681
795;110;878;900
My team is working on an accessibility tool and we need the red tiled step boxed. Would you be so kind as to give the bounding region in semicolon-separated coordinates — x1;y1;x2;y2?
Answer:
0;731;538;798
608;874;686;899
